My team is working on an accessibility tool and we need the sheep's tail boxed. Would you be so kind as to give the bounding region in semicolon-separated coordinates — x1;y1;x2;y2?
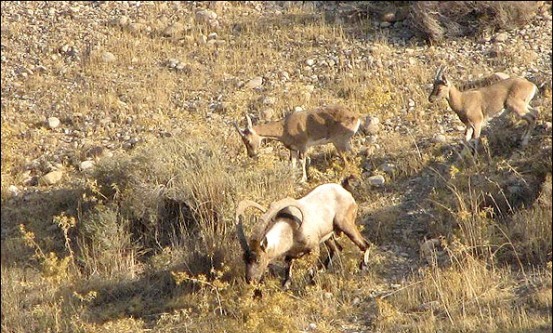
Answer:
341;174;358;193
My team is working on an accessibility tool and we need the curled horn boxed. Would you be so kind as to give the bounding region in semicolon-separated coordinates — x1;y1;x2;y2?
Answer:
235;200;267;253
259;198;305;229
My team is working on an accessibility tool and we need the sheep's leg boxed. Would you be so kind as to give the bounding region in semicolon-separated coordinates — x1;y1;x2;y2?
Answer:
333;140;353;168
306;248;321;284
321;236;343;269
464;126;474;143
342;228;371;271
282;256;294;290
336;206;371;270
290;150;298;168
519;105;538;147
471;121;483;155
506;93;538;147
299;151;308;183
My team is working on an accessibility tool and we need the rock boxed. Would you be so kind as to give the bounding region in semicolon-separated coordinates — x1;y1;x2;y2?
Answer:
118;16;130;27
167;58;179;68
261;108;274;119
8;185;20;197
163;22;184;37
175;62;189;72
379;162;395;174
294;106;303;112
368;175;385;187
544;121;552;131
433;134;447;143
420;238;443;266
493;32;509;42
195;9;218;24
198;34;208;44
262;96;276;105
362;116;380;135
129;23;145;33
47;117;60;129
101;52;116;63
380;21;392;28
305;59;315;66
39;170;63;186
304;84;315;93
79;160;95;171
244;76;263;89
381;11;397;23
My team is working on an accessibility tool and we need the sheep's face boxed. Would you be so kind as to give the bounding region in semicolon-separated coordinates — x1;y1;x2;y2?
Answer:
243;241;270;284
429;79;450;103
238;129;262;158
429;68;450;103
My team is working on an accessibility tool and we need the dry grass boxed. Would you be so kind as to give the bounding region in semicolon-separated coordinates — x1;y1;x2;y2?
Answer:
1;2;552;333
407;1;544;43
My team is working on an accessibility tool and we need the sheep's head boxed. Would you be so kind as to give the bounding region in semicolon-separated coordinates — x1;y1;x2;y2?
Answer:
429;65;450;103
236;199;304;284
234;115;262;158
243;237;271;284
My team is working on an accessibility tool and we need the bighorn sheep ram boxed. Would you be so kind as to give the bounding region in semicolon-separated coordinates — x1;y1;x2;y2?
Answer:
234;105;361;182
428;66;538;151
235;178;370;288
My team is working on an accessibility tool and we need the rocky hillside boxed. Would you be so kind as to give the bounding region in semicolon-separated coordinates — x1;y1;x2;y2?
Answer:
2;2;552;333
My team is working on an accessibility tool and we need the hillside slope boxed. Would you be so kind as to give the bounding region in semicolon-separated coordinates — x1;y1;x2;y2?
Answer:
2;2;551;332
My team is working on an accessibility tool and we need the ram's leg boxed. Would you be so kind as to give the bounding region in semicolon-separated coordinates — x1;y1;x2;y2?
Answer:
471;121;483;155
333;140;353;168
306;248;321;284
321;236;343;270
299;151;308;183
290;149;298;168
282;256;294;290
506;90;538;147
336;205;371;270
464;126;474;143
519;106;538;147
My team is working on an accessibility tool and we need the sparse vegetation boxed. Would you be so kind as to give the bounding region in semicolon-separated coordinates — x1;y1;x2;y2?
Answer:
1;2;552;333
407;1;544;43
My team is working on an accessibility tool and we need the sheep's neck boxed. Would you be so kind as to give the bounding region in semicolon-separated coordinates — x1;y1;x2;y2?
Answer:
254;120;285;140
263;222;295;258
446;84;465;115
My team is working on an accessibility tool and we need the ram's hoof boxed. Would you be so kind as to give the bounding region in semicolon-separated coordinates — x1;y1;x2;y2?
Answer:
359;261;369;271
282;279;292;290
253;289;263;300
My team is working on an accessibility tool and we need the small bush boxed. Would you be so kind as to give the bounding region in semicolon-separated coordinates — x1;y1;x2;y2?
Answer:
407;1;542;42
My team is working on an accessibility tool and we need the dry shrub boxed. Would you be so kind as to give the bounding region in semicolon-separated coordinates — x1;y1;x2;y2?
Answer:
429;155;550;265
498;173;552;264
82;133;296;279
407;1;542;42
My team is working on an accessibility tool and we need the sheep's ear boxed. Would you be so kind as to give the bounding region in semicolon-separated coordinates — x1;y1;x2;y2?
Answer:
246;114;254;131
260;237;268;252
233;122;245;137
440;66;449;83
